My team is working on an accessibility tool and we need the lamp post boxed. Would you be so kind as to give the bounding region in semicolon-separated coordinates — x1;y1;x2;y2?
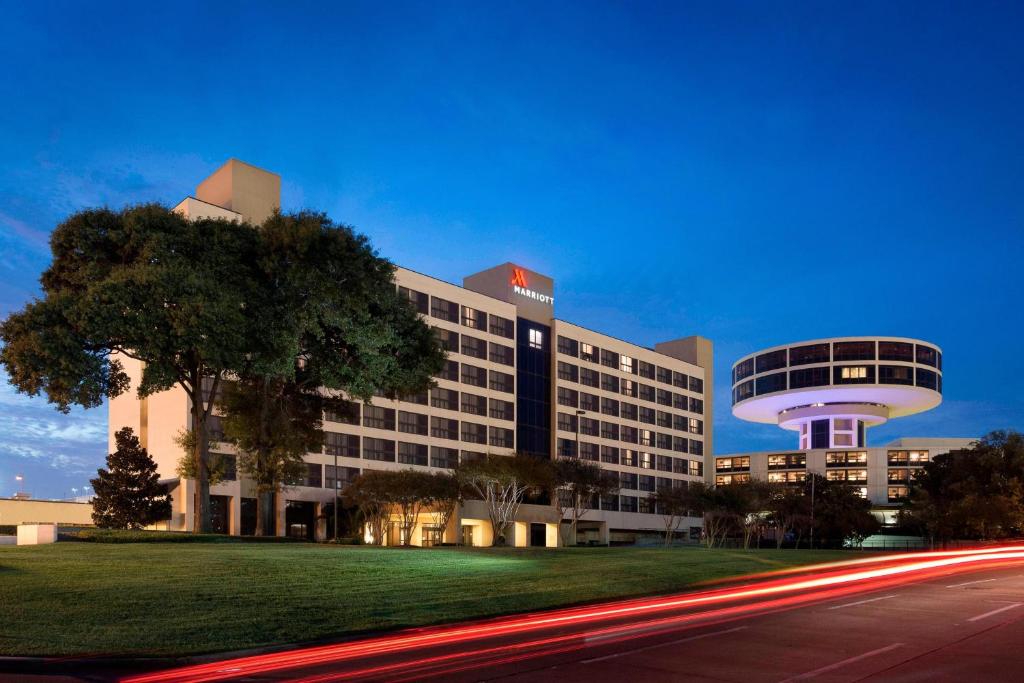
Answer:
333;449;339;542
575;409;585;459
809;474;816;549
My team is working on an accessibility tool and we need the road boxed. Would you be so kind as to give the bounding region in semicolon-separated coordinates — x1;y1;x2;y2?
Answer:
114;545;1024;683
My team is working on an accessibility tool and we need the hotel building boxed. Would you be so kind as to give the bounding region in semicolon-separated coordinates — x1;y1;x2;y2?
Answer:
717;336;973;518
108;160;712;546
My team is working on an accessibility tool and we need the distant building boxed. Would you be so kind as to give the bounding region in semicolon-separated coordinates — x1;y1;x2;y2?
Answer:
717;337;973;520
109;160;713;545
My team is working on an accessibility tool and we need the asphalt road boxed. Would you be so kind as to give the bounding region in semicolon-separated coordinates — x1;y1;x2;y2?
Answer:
8;548;1024;683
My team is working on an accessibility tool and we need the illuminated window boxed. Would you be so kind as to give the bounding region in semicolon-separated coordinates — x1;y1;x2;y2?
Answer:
842;366;867;379
580;343;597;362
528;328;544;350
620;355;635;374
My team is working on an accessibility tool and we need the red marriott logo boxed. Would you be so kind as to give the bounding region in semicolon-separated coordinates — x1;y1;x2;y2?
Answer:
511;268;528;287
510;267;554;305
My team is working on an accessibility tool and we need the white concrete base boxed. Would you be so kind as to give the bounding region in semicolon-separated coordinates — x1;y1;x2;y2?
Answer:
17;523;57;545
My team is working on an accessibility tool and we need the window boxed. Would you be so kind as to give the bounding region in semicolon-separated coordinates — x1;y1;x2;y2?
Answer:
733;380;754;404
672;414;686;432
287;463;322;488
716;457;750;472
756;349;787;373
619;473;639;490
639;452;654;470
431;446;459;469
431;297;459;322
580;367;600;388
489;315;514;339
916;345;938;367
690;460;703;477
879;365;914;385
672;393;686;410
363;406;395;430
556;387;578;408
835;365;875;384
461;306;485;330
398;442;428;466
557;412;578;433
879;341;914;362
769;471;806;484
325;465;359;490
888;486;909;502
601;446;620;464
638;475;656;492
733;359;754;383
363;438;396;462
556;438;577;458
580;416;599;436
689;376;704;394
432;326;460;353
430;387;458;411
461;335;486;360
673;436;689;453
213;453;237;481
580;442;599;461
325;432;359;458
438;359;459;382
398;286;429;314
489;427;514;448
916;368;938;390
324;400;360;425
888;450;929;466
639;497;654;514
461;364;487;387
639;384;656;402
557;336;578;356
461;421;488;445
619;495;638;513
826;451;868;467
600;494;619;512
657;366;672;384
768;453;806;469
621;402;638;420
601;422;620;440
673;457;688;473
621;426;638;444
657;433;672;450
398;411;428;435
207;415;225;442
640;429;654;447
789;343;830;366
489;398;514;421
601;373;620;393
621;355;635;374
621;449;637;467
460;450;485;464
639;406;656;424
489;343;514;366
790;367;830;389
580;392;599;412
600;397;619;417
656;411;672;428
460;393;487;416
431;417;458;440
580;343;598;363
528;328;544;350
600;349;619;369
656;389;672;406
621;379;638;397
688;418;703;435
557;361;579;382
489;370;514;393
689;439;704;456
672;371;688;389
401;390;428;405
638;361;656;380
716;473;751;485
833;340;875;361
755;372;787;395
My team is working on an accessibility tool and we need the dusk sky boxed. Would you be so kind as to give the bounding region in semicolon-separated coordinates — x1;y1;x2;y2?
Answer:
1;2;1022;498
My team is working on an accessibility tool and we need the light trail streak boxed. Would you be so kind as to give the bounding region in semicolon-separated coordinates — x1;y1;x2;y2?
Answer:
123;546;1024;683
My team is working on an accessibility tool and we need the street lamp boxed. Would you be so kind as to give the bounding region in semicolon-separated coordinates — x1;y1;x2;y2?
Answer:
574;409;586;459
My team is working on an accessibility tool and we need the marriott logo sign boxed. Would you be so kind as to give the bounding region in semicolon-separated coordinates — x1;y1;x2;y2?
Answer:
510;268;554;306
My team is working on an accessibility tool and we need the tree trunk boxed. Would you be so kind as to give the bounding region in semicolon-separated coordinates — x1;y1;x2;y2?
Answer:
190;389;212;534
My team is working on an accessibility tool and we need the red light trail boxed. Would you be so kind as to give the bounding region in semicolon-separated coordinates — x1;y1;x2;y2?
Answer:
123;545;1024;683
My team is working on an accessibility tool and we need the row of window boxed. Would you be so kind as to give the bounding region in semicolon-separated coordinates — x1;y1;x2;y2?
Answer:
430;360;515;393
324;429;514;461
556;429;704;457
715;450;931;472
399;286;515;339
734;341;942;383
323;396;515;426
557;363;704;411
733;365;942;403
555;441;705;475
557;336;704;395
431;327;515;366
556;398;704;432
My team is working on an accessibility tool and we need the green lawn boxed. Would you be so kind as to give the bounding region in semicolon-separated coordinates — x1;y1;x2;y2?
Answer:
0;542;848;657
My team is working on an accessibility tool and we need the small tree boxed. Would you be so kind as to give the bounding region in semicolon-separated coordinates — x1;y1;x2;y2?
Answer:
390;470;434;547
652;483;692;545
343;471;393;545
91;427;172;529
425;471;463;544
767;485;811;548
458;454;551;546
552;458;618;545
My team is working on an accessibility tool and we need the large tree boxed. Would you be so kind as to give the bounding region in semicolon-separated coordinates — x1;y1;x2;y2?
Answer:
91;427;172;529
552;458;618;546
1;206;261;532
458;454;552;546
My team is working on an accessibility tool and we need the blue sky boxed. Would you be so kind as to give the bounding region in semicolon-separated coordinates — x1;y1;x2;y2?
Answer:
1;2;1022;498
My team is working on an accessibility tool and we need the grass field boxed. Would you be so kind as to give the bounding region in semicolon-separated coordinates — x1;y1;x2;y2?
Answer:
0;542;848;657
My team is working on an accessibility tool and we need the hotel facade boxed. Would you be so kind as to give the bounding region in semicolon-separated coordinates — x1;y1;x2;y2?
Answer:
108;160;712;546
716;336;973;521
